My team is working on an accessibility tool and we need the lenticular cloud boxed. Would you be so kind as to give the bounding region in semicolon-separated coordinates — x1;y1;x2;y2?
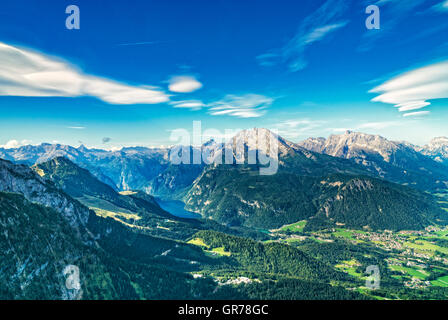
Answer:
0;42;169;104
370;60;448;117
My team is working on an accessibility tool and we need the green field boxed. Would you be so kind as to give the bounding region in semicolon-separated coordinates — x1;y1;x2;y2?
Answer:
404;240;448;255
432;275;448;287
208;246;231;256
188;238;231;256
277;220;307;233
389;265;429;280
335;259;364;278
187;237;209;248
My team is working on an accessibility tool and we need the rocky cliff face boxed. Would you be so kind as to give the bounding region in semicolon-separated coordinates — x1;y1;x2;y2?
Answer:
0;191;112;299
0;159;90;237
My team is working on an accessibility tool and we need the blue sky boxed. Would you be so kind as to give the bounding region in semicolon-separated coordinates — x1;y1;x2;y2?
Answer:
1;0;448;148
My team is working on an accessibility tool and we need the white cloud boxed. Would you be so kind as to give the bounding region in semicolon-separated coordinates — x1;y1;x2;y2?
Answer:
168;76;202;93
0;42;169;104
208;94;273;118
370;60;448;116
0;139;32;149
67;126;86;130
170;100;204;110
257;0;350;71
402;111;430;117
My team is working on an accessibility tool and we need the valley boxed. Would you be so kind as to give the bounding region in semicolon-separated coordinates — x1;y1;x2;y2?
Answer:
1;129;448;300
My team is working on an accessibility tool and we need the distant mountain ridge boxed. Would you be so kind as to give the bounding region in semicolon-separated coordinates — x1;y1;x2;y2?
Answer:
0;143;198;197
420;137;448;165
297;131;448;191
1;128;447;197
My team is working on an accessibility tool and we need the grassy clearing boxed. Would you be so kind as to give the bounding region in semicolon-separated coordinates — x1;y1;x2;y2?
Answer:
91;207;151;230
404;240;448;255
335;259;363;278
276;220;307;233
334;229;354;239
187;238;231;256
431;275;448;287
389;265;429;280
208;246;231;256
187;238;209;248
92;207;141;221
434;227;448;237
332;228;366;242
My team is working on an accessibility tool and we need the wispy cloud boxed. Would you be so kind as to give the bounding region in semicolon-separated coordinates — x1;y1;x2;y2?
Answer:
303;22;349;45
168;76;202;93
370;60;448;117
257;0;350;72
67;126;86;130
208;94;273;118
402;111;430;117
0;42;169;104
170;100;204;110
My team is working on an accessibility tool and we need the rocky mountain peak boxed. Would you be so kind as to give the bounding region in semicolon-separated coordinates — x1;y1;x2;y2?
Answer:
299;131;397;161
428;136;448;148
231;128;297;156
421;136;448;164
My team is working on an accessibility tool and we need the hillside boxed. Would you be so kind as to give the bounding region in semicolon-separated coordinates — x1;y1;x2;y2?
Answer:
33;157;169;217
184;165;446;231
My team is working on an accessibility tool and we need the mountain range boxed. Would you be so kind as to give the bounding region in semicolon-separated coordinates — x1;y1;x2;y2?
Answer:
2;129;447;192
297;131;448;191
0;156;364;299
1;128;448;299
1;129;447;231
